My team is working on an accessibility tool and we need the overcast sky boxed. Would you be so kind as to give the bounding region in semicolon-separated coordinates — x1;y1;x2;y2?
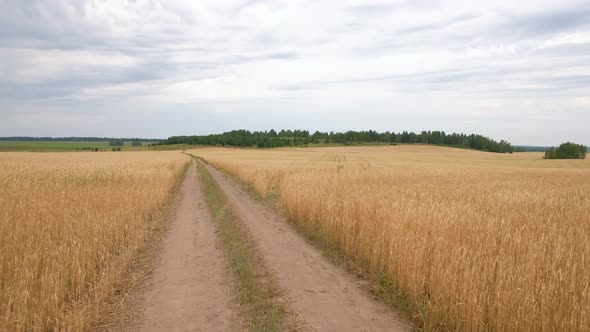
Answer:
1;0;589;145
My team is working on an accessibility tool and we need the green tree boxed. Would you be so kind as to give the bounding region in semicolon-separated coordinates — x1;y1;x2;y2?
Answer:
390;131;397;143
162;129;513;153
544;142;587;159
109;140;124;147
543;148;557;159
400;131;410;143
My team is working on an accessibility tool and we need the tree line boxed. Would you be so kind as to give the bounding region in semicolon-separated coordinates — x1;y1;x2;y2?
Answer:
0;136;160;142
544;142;587;159
109;140;142;147
163;129;514;153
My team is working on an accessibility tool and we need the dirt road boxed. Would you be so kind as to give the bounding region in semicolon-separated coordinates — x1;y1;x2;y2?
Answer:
137;162;238;331
205;164;410;332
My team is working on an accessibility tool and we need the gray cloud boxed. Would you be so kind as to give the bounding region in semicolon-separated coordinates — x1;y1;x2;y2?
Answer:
398;13;481;34
510;7;590;35
0;0;589;145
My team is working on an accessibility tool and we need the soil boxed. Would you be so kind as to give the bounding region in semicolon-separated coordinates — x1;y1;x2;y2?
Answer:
204;163;410;332
136;161;238;331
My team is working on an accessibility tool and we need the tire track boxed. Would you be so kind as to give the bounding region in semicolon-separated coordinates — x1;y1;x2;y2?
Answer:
137;161;238;331
204;163;410;332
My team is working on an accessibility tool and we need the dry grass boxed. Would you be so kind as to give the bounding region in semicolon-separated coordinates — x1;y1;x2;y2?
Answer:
191;145;590;331
0;151;190;331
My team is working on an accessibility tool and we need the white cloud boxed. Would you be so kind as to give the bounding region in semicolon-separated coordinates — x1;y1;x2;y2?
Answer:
0;0;589;145
0;48;139;84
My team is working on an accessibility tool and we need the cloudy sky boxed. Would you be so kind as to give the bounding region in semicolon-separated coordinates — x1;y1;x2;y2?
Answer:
1;0;589;145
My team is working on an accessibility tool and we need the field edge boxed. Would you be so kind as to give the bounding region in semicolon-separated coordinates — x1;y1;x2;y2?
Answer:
197;156;421;329
195;157;299;331
92;158;192;331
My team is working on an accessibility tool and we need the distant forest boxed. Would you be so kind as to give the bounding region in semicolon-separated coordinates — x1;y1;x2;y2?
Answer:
164;129;514;153
0;137;161;142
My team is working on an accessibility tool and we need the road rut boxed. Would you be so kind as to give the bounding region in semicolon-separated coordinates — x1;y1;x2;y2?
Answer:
137;161;238;331
205;163;409;332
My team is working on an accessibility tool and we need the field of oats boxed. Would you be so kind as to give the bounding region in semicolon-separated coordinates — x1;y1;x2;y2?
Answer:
191;145;590;331
0;151;189;331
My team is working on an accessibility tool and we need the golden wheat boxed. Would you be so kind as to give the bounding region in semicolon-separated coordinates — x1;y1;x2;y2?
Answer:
0;151;189;331
191;145;590;331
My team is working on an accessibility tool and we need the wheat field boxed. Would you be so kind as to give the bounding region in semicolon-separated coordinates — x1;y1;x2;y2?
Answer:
0;151;189;331
192;145;590;331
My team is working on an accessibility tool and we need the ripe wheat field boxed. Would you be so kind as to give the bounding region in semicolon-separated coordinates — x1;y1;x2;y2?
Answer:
0;151;189;331
192;145;590;331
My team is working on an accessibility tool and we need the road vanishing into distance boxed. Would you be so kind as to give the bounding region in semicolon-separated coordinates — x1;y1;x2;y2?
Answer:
133;161;409;331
